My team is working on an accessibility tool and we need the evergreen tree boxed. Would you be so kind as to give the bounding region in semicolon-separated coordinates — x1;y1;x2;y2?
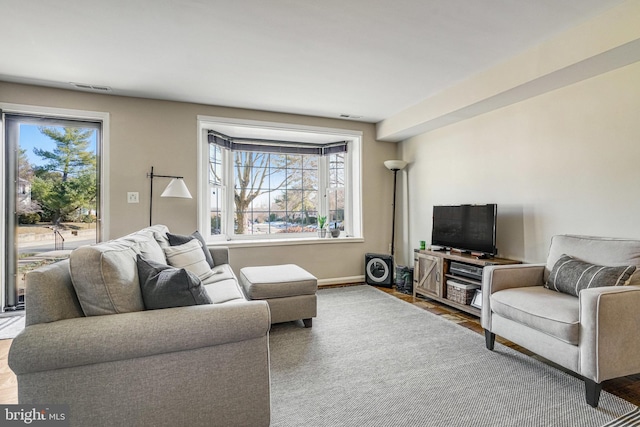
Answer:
32;127;96;224
34;127;96;181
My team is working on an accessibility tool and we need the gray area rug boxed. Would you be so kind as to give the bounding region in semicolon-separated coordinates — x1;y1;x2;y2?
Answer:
0;313;25;340
269;285;638;427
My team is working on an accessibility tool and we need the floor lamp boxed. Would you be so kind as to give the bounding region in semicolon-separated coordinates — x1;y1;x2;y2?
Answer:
147;166;192;226
384;160;408;258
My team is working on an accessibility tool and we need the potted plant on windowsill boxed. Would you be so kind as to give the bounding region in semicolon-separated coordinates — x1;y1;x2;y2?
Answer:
330;222;340;238
317;216;327;238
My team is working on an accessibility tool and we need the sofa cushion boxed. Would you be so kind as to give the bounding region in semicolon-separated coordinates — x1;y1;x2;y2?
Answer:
204;279;247;304
491;286;580;345
70;241;145;316
69;225;170;316
167;230;215;268
546;254;636;297
136;255;212;309
152;225;171;248
201;264;245;303
163;239;215;282
119;232;166;264
24;259;84;325
202;264;236;285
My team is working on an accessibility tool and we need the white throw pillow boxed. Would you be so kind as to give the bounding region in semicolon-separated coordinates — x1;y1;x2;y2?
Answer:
163;239;215;281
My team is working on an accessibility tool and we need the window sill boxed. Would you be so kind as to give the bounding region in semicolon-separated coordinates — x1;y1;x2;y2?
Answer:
207;236;364;249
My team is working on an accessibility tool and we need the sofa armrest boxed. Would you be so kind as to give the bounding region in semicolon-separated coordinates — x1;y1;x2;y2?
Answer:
481;264;545;330
209;246;230;266
579;285;640;382
9;300;270;374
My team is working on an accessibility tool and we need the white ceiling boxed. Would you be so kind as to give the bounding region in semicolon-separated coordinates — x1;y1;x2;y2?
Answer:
0;0;626;123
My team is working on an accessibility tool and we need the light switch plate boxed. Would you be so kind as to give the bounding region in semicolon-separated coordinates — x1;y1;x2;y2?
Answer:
127;192;139;203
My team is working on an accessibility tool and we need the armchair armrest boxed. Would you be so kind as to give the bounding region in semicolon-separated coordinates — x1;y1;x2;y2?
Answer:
481;264;545;329
9;300;270;374
579;285;640;382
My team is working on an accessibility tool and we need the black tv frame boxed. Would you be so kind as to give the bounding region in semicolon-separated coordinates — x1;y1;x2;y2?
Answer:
431;204;497;257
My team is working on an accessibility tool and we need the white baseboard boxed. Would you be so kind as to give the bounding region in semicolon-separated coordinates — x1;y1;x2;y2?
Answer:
318;275;365;287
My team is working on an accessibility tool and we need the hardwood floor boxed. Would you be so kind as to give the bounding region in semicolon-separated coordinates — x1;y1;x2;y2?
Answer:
0;339;17;404
374;285;640;407
0;284;638;407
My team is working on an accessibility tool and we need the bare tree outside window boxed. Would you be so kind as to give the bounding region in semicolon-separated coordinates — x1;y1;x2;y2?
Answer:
235;152;320;235
328;152;345;230
208;143;346;237
17;148;42;224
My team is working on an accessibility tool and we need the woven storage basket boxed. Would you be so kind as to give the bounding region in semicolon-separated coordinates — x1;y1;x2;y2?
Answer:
446;280;479;305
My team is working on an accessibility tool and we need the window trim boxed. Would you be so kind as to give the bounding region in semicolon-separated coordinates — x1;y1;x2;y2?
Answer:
197;115;362;243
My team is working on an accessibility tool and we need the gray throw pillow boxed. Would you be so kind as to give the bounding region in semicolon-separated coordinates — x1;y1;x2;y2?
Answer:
167;230;214;268
136;255;212;310
546;254;636;297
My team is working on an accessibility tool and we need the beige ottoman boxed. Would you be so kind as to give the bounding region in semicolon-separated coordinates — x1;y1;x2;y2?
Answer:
239;264;317;327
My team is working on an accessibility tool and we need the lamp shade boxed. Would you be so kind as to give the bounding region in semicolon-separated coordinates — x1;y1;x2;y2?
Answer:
384;160;408;171
160;178;192;198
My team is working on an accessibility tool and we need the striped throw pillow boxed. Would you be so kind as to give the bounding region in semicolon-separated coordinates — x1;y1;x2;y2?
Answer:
546;254;636;297
163;238;215;282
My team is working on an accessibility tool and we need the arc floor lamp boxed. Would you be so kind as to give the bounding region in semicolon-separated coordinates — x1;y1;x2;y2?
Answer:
147;166;192;226
384;160;408;258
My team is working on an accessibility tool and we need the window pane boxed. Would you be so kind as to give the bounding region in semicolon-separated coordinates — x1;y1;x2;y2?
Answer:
303;168;318;190
329;152;345;188
233;151;319;235
209;144;222;186
210;186;222;235
286;169;303;189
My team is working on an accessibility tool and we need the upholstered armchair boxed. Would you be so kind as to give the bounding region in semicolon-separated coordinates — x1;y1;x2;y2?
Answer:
481;235;640;407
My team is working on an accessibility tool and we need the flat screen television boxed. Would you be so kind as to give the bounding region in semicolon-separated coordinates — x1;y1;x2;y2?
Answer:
431;204;497;256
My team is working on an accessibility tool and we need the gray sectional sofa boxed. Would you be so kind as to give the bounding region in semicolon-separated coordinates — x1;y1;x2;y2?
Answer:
8;225;271;427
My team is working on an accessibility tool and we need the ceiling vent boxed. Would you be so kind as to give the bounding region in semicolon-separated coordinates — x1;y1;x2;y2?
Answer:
339;114;363;120
70;82;112;92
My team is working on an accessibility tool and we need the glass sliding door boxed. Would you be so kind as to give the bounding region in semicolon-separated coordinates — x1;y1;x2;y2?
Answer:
3;113;101;310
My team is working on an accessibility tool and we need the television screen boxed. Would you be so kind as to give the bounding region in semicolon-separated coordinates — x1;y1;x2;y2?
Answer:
431;204;497;256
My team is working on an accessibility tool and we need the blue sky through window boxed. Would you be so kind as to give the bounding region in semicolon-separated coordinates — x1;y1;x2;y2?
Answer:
19;124;97;166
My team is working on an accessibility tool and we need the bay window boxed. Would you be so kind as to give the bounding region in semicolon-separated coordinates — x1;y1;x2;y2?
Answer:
198;117;362;242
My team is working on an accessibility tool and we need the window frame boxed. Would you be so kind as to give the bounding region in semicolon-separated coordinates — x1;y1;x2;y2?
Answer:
1;103;110;310
197;116;362;244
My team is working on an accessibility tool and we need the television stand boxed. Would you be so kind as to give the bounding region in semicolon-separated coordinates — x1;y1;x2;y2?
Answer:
413;249;520;316
449;248;492;259
473;253;491;259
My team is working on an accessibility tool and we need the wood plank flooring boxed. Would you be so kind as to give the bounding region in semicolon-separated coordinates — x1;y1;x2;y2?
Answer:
0;284;638;407
0;339;17;404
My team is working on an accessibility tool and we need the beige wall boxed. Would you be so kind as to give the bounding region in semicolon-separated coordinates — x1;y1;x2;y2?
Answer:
1;82;397;281
397;61;640;265
378;0;640;142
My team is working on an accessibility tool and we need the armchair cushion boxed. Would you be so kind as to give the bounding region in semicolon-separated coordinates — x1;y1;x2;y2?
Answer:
136;255;212;310
491;286;580;344
546;254;636;297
